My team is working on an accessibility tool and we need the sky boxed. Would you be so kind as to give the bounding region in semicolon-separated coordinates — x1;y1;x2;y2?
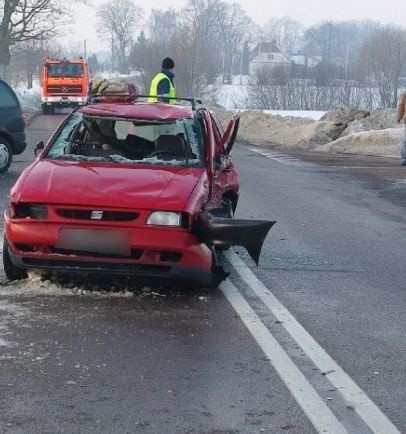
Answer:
70;0;404;52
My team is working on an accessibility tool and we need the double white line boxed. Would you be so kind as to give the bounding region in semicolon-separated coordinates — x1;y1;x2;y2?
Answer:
222;250;400;434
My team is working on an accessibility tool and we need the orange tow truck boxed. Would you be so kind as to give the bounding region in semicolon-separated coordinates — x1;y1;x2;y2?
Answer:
40;57;90;114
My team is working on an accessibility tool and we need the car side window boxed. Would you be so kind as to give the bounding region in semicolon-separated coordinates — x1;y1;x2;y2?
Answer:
0;82;19;109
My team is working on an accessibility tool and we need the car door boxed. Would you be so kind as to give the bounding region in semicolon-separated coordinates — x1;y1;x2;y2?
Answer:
209;112;240;211
0;80;24;136
218;113;240;156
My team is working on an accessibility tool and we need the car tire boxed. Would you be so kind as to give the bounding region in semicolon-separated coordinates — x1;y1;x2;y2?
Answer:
3;236;28;280
42;104;48;114
0;138;13;173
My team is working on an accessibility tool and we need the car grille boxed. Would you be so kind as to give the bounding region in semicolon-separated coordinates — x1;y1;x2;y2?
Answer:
52;248;143;259
16;244;182;263
47;85;83;94
56;209;139;221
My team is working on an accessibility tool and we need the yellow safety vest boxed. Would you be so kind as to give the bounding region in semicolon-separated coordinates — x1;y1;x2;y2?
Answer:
148;72;176;104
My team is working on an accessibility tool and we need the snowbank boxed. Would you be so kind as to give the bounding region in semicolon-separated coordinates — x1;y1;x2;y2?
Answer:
16;83;41;120
214;106;404;158
315;128;403;157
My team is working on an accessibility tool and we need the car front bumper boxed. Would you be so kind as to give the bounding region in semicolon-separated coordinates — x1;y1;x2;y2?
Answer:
5;219;215;286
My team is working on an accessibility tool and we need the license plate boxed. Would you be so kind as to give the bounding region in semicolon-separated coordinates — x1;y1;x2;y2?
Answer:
56;229;130;256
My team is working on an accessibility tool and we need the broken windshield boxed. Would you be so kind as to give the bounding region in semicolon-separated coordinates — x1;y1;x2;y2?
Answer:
45;113;204;167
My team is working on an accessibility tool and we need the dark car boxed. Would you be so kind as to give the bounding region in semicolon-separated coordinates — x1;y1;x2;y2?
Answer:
3;88;274;287
0;79;27;172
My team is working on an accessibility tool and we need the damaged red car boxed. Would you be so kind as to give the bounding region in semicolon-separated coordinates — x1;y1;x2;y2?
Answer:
3;92;274;287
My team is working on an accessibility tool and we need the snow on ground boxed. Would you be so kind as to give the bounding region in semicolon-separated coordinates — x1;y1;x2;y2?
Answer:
263;110;325;121
0;272;137;298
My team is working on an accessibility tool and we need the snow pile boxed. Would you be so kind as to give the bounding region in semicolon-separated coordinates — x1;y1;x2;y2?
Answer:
214;106;404;157
215;108;345;149
315;128;403;156
16;83;41;119
316;107;402;157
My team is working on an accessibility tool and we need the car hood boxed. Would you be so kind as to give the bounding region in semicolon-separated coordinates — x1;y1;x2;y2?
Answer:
14;160;206;210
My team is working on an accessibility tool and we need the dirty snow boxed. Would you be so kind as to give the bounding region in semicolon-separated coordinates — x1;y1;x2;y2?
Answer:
0;271;136;298
214;106;404;158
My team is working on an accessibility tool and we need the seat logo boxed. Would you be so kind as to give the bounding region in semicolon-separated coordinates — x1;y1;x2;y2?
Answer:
91;210;103;220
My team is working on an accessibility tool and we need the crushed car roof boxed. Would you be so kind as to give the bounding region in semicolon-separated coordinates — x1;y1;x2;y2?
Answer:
80;101;194;120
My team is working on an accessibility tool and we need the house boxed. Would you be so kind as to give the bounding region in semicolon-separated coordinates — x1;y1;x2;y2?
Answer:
249;41;290;76
290;53;321;68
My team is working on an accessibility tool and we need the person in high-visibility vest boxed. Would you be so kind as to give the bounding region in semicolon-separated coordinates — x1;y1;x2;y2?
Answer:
148;57;177;104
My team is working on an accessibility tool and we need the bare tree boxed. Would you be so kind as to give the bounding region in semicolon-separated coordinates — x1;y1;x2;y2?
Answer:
148;8;178;43
12;39;48;88
214;2;254;80
262;17;304;56
129;31;169;92
97;0;143;74
304;21;341;66
181;0;223;79
360;25;406;107
0;0;85;81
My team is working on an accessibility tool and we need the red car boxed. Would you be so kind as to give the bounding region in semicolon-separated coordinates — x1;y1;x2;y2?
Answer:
3;91;274;287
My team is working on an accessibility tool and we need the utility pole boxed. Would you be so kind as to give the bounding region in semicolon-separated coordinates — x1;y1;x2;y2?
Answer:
111;33;114;77
84;39;87;60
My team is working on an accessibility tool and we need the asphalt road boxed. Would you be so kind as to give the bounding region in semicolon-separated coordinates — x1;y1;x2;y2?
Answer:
0;111;405;433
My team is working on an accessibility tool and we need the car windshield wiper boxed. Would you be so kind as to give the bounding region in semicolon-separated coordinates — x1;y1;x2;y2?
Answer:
51;154;77;161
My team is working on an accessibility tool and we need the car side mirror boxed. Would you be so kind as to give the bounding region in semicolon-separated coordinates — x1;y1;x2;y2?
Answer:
34;141;45;157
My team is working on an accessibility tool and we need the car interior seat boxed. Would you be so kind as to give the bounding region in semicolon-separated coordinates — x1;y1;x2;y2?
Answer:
154;134;185;157
124;134;149;159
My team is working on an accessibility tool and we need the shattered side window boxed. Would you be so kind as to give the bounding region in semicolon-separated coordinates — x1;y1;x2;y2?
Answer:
184;119;201;159
46;114;82;158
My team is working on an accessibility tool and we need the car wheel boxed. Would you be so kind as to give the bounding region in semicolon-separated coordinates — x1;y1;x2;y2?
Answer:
42;104;48;114
2;236;28;280
0;139;13;173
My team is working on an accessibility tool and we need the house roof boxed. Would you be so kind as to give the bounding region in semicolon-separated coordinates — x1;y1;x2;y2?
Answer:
252;41;281;58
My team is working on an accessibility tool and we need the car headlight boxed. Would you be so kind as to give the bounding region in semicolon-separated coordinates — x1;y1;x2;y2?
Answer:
147;211;182;227
10;203;48;219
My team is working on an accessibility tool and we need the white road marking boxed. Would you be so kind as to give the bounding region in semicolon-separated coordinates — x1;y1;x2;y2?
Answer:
226;250;401;434
220;279;347;434
249;147;316;167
